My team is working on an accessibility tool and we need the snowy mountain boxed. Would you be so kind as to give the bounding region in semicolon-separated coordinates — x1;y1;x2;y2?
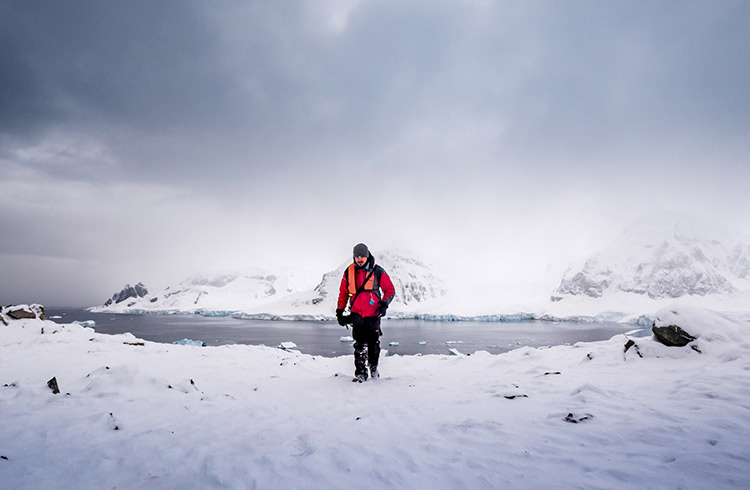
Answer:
90;223;750;322
235;249;449;319
90;250;448;318
553;214;750;301
90;268;321;314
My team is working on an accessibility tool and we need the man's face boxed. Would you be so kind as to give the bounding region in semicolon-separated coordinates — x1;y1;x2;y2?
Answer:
355;256;367;266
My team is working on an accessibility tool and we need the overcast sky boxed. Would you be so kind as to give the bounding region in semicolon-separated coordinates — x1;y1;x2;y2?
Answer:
2;0;749;307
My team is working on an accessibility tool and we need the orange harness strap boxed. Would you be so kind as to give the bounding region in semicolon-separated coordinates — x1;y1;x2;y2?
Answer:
346;263;376;296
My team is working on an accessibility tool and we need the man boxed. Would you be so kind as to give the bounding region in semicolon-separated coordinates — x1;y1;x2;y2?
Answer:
336;243;395;383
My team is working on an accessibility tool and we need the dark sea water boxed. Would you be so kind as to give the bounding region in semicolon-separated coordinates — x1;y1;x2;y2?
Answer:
47;308;634;357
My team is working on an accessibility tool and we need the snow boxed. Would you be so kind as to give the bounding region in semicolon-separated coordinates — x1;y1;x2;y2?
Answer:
91;267;321;315
2;306;750;488
89;238;750;325
554;213;750;301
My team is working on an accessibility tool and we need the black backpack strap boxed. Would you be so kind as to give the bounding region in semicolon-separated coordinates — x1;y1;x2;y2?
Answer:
349;267;377;308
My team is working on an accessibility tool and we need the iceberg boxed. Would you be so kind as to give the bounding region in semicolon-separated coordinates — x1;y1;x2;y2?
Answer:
340;336;354;343
278;341;297;350
172;339;206;347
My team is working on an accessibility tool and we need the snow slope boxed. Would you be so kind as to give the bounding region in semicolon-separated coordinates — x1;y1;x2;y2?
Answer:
236;249;450;320
92;250;451;320
1;306;749;488
544;214;750;321
90;267;321;315
554;214;750;300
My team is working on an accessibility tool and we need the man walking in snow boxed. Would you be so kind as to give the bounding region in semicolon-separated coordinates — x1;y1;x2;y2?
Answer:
336;243;395;383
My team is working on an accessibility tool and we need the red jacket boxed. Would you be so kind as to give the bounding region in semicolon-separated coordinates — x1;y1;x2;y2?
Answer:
337;256;395;317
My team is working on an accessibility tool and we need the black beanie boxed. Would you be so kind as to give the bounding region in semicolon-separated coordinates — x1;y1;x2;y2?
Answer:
353;243;369;258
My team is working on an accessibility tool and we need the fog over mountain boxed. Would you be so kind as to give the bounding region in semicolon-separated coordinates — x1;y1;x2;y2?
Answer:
92;215;750;321
554;215;750;300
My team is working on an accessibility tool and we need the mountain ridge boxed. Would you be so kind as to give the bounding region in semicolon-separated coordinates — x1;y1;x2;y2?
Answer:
90;249;448;318
553;214;750;301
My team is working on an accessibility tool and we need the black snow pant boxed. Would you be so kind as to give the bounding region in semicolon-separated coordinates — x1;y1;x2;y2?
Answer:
351;313;382;378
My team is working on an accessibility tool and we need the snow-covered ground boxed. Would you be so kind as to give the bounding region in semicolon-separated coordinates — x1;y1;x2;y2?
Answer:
2;306;749;488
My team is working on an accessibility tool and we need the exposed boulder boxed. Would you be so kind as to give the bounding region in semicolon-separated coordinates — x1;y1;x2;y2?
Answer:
104;282;149;306
47;377;60;395
652;324;697;347
2;304;46;321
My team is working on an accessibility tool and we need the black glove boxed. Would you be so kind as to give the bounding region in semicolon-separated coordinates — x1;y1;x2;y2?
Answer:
376;300;388;317
336;308;347;326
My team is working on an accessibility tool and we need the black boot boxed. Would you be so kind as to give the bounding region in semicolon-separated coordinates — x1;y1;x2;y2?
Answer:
353;343;368;382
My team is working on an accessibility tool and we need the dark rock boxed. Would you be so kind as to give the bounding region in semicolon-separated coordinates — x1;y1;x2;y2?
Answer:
6;307;35;320
134;283;148;297
105;282;149;305
564;413;593;423
652;324;697;347
624;339;643;357
5;304;46;320
47;377;60;394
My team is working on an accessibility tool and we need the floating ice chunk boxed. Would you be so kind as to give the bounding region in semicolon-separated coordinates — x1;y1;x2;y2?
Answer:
340;336;354;343
173;338;206;347
419;341;427;345
74;320;96;329
278;341;297;350
389;341;400;346
448;348;464;356
446;341;463;345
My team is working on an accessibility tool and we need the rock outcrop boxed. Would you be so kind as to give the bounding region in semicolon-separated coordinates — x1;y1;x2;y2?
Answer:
1;304;46;321
652;324;697;347
104;283;149;306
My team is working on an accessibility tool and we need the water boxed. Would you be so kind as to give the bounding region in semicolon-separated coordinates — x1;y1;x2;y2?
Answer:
47;308;634;357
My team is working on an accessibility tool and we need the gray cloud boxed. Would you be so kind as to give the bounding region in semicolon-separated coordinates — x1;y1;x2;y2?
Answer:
2;1;750;306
